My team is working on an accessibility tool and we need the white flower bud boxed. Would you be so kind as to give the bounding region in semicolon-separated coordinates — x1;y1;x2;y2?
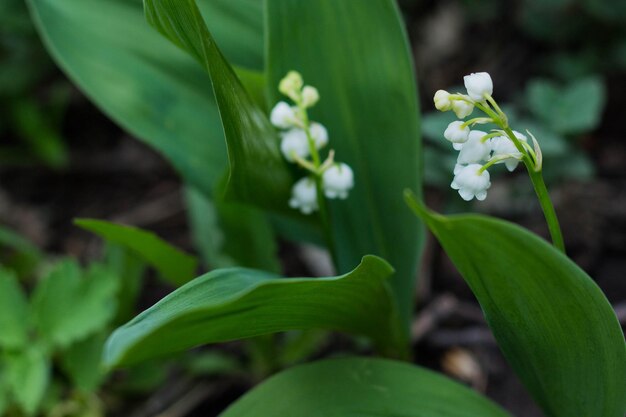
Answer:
289;177;318;214
444;121;470;147
451;99;474;118
434;90;452;111
451;164;491;201
309;122;328;149
463;72;493;101
457;130;492;165
301;86;320;108
322;163;354;199
279;71;303;98
270;101;298;129
280;128;309;162
491;131;527;172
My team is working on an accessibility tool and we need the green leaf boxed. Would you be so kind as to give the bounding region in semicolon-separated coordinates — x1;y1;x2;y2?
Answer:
4;345;49;416
527;77;607;135
405;193;626;417
75;219;198;287
219;357;512;417
103;244;147;322
144;0;292;210
185;188;280;272
104;255;403;368
26;0;263;196
0;268;30;349
60;332;107;392
266;0;424;328
32;260;119;349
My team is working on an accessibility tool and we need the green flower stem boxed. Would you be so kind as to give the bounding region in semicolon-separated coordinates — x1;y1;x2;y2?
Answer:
474;101;502;124
500;127;565;253
527;169;566;253
300;109;339;269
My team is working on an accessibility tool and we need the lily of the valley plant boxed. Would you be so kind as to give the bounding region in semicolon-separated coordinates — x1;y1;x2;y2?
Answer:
434;72;564;252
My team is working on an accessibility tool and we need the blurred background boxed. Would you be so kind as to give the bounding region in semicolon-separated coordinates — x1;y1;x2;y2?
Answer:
1;0;625;415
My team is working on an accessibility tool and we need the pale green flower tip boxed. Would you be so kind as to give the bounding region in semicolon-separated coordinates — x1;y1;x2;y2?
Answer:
434;90;452;112
279;70;304;98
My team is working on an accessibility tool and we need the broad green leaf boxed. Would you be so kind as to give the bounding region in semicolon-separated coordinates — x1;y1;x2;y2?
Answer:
75;219;198;287
27;0;263;196
60;332;107;392
219;357;512;417
144;0;292;210
527;77;606;135
32;260;119;349
185;188;280;272
0;268;29;349
266;0;424;328
4;345;49;416
104;255;403;368
405;193;626;417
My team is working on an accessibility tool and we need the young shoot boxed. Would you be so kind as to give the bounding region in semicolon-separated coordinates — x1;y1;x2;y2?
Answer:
434;72;565;252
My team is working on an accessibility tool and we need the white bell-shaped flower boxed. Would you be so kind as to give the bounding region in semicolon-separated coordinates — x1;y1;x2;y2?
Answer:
280;129;309;162
270;101;298;129
289;177;318;214
457;130;492;165
302;86;320;108
491;130;527;172
434;90;452;111
451;164;491;201
451;99;474;119
309;122;328;149
322;163;354;199
463;72;493;101
444;121;470;149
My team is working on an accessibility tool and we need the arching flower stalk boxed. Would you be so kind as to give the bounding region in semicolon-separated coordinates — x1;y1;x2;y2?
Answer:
434;72;564;252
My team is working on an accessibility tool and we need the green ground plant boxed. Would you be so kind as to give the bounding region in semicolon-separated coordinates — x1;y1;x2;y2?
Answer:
5;0;624;416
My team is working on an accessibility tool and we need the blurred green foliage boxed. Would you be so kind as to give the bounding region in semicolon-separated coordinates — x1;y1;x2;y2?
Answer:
0;0;68;169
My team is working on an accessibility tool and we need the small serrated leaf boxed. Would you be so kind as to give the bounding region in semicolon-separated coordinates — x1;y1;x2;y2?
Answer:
0;268;30;349
32;260;119;349
4;345;50;416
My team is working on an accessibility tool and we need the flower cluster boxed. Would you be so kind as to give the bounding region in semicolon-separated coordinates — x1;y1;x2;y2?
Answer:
434;72;541;201
270;71;354;214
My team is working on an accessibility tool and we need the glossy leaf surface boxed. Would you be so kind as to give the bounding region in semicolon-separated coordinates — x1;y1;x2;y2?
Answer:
27;0;263;196
144;0;292;209
406;193;626;417
266;0;424;326
104;256;403;368
220;357;512;417
75;219;198;287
